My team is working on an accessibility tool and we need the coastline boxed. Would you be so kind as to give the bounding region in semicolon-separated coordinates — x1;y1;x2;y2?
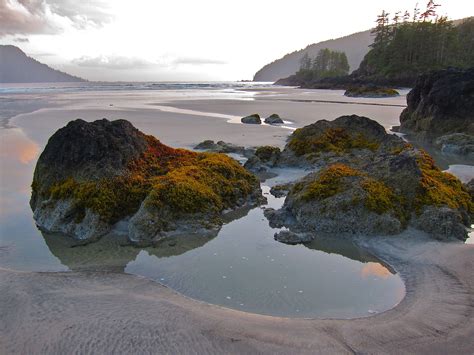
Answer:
1;233;473;354
1;86;473;353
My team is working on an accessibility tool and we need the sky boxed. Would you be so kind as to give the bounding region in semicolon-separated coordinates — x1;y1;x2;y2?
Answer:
1;0;473;81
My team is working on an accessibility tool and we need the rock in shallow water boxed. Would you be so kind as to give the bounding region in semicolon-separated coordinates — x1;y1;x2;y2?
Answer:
241;114;261;124
274;230;314;245
31;119;262;245
264;115;473;242
264;114;284;124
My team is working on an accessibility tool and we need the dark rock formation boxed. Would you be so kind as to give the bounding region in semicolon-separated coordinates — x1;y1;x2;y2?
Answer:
241;114;261;124
274;230;314;245
399;68;474;142
31;119;262;245
264;115;473;241
264;114;284;124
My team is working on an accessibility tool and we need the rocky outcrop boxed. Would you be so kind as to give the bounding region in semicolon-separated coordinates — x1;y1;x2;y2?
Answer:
31;119;262;245
194;140;254;157
273;230;314;245
241;114;261;124
264;114;284;124
344;86;399;98
264;116;473;241
399;68;474;142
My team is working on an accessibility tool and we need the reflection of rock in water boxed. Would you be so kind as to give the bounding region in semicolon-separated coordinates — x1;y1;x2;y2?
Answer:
304;235;382;265
41;231;216;272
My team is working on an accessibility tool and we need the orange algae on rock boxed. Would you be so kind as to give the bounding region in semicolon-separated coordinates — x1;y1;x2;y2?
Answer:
414;151;473;214
44;131;258;224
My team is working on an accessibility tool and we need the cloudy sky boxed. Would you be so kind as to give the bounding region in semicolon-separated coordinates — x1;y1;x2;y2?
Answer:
1;0;473;81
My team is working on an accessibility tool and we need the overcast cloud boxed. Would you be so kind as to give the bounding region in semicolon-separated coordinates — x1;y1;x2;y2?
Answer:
0;0;112;36
72;55;155;70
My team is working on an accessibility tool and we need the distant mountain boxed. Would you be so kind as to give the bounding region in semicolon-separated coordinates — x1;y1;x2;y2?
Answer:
0;45;85;83
253;30;373;82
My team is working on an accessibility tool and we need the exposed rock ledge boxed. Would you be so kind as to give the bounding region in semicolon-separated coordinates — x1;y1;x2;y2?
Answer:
30;119;262;245
399;67;474;154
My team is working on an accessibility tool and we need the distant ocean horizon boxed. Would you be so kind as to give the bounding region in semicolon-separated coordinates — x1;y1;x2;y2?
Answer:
0;81;275;95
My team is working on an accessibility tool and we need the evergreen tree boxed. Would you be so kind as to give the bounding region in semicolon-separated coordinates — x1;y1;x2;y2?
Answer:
360;1;473;82
297;49;350;82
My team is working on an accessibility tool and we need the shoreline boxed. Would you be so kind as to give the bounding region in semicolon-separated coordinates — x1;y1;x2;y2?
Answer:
1;87;473;353
1;233;473;353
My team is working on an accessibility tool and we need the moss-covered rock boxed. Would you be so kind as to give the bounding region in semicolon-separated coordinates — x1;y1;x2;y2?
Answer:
344;86;399;98
31;119;261;244
265;116;473;241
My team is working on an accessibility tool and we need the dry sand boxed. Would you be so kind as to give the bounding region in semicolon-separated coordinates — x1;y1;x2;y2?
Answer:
1;234;473;354
1;87;473;354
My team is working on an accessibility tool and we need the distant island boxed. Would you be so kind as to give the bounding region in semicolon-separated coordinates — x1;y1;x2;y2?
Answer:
0;45;85;83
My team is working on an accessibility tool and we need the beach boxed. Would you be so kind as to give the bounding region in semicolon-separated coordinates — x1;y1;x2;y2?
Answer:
1;84;473;353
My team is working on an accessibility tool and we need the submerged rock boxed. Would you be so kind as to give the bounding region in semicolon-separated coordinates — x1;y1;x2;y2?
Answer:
274;230;314;245
31;119;262;245
241;114;261;124
399;67;474;142
265;115;473;242
264;114;284;124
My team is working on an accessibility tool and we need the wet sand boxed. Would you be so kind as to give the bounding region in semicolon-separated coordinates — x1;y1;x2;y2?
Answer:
1;87;473;353
1;234;473;354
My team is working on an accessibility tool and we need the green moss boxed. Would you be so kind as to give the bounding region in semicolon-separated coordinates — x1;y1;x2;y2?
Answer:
414;151;473;214
345;86;400;97
255;146;281;161
47;137;258;223
300;164;363;201
297;164;406;220
288;127;379;156
361;178;397;214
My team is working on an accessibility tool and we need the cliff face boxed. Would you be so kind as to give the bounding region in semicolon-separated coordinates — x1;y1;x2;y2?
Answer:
31;119;261;245
0;45;85;83
400;67;474;141
253;30;373;82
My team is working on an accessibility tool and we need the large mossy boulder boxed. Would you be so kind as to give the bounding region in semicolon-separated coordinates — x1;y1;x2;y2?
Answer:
399;67;474;141
265;116;473;241
31;119;261;245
